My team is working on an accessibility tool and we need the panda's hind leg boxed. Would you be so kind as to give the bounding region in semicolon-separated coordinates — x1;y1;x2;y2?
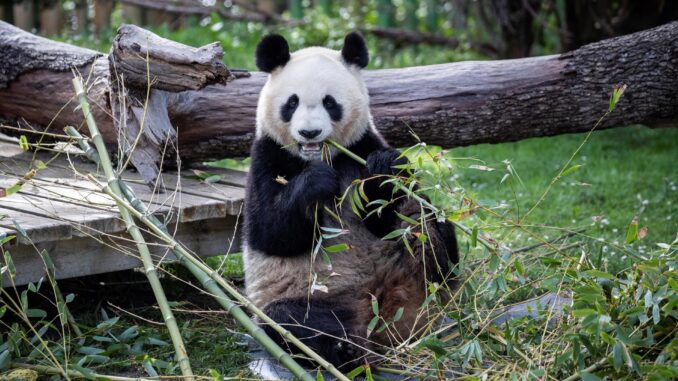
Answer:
261;298;367;371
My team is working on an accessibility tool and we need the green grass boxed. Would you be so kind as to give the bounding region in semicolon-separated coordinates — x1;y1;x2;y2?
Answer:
447;125;677;247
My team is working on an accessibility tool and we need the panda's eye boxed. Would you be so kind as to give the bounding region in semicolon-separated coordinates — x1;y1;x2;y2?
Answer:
323;95;337;109
287;94;299;108
322;95;343;122
280;94;299;123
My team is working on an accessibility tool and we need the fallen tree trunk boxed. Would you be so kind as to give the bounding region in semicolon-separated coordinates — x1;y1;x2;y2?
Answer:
1;21;677;181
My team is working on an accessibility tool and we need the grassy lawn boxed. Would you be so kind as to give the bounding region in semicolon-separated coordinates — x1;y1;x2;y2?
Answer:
449;125;677;248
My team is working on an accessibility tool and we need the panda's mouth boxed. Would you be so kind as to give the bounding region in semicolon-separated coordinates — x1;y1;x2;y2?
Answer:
299;142;323;159
300;142;322;152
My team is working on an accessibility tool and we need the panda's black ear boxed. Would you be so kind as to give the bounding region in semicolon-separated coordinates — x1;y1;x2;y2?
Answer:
341;32;368;69
256;34;290;73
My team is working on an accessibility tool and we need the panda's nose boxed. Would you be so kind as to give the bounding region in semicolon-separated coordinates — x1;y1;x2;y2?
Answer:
299;129;322;140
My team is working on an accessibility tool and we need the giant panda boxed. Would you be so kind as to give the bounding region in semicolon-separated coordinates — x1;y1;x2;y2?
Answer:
243;32;459;370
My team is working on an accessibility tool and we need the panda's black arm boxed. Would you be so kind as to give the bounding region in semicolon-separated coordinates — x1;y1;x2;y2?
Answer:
244;138;338;256
343;131;408;238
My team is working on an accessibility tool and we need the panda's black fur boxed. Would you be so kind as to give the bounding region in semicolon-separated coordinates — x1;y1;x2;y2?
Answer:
243;32;459;370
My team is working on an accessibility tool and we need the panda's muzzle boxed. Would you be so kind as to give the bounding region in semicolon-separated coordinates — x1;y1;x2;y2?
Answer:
299;129;322;140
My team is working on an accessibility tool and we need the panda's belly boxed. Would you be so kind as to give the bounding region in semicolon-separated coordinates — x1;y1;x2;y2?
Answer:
243;219;398;308
244;167;400;308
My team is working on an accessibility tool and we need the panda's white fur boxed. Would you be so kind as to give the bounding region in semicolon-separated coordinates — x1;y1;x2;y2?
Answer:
243;33;458;370
255;46;374;159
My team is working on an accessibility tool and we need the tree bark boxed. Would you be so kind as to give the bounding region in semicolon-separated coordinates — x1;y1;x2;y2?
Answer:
0;20;677;178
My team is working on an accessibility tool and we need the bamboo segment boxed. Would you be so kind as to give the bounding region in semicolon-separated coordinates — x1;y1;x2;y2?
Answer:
71;76;195;381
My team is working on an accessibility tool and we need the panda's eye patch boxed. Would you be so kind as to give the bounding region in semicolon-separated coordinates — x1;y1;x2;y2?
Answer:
280;94;299;122
323;95;336;108
322;95;343;122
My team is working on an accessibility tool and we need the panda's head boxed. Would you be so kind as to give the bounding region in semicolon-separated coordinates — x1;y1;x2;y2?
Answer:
255;32;372;160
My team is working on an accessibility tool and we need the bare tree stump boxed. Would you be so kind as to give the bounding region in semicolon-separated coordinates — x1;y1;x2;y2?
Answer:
108;24;232;184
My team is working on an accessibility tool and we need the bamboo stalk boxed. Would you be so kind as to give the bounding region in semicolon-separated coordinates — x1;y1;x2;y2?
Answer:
64;126;100;165
71;76;195;381
64;129;324;380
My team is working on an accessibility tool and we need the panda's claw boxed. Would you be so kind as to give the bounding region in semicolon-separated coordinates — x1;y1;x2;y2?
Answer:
299;161;340;204
366;149;408;176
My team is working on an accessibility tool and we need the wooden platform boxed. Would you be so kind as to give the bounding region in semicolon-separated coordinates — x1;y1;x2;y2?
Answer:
0;137;246;286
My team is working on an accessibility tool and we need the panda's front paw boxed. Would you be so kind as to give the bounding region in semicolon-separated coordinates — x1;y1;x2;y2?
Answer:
366;149;408;176
302;161;340;203
332;340;364;371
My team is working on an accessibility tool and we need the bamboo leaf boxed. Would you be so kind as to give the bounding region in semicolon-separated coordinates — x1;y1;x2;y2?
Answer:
395;212;418;226
580;372;603;381
393;307;404;322
403;236;414;255
365;365;373;381
652;303;660;324
514;260;525;276
613;341;623;370
19;135;29;151
584;269;615;280
12;219;27;237
0;350;10;369
72;364;95;380
77;346;106;355
358;181;369;202
204;175;222;184
324;243;349;253
608;84;627;112
118;325;140;342
470;226;478;248
96;316;119;330
26;309;47;318
210;369;225;381
469;164;495;171
346;366;365;379
560;164;583;178
382;228;406;240
0;184;21;198
625;216;639;244
82;354;110;364
370;294;379;316
0;234;15;245
366;316;379;338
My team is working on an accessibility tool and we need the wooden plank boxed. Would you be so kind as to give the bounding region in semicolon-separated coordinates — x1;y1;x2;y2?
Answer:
13;181;118;211
128;172;245;216
0;206;72;244
0;186;126;237
3;151;244;220
2;216;241;286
